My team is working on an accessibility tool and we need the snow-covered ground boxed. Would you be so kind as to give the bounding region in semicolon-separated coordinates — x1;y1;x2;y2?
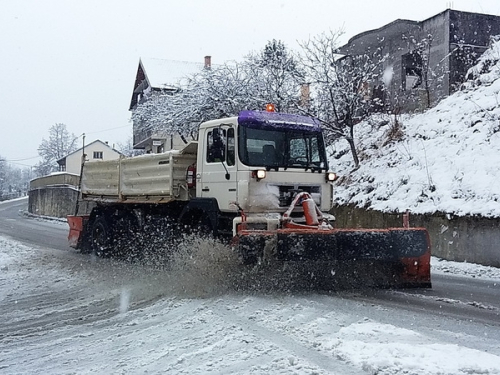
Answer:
331;38;500;218
1;233;499;375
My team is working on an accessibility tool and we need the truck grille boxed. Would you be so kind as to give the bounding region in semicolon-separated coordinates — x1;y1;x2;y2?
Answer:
278;185;321;207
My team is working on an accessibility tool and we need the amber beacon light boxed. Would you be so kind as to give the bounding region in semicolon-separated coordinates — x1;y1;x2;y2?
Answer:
265;103;276;112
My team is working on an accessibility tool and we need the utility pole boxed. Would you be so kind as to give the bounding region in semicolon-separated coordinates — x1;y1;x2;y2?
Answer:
74;134;86;216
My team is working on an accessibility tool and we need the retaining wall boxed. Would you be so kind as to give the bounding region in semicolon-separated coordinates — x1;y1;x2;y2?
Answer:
334;205;500;267
28;186;94;218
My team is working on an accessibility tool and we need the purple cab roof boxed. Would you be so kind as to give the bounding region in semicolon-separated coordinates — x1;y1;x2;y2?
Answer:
238;110;322;132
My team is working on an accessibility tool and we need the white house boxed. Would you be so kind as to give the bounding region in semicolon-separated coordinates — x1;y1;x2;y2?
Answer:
57;140;122;175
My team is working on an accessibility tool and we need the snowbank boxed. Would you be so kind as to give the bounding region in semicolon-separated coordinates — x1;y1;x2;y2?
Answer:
330;38;500;218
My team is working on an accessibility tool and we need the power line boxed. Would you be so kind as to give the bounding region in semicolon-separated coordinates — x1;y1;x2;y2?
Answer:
84;124;131;135
6;161;34;168
3;156;40;162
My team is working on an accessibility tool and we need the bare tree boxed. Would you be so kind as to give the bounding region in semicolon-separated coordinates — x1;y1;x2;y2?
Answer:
299;30;385;169
35;123;77;176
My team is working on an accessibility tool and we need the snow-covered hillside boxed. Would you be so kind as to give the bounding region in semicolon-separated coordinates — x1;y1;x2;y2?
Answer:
331;38;500;218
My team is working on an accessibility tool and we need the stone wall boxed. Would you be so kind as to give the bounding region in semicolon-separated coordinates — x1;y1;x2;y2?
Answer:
28;186;94;218
334;205;500;267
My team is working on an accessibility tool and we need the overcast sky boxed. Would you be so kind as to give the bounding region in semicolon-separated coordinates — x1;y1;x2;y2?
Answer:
1;0;499;168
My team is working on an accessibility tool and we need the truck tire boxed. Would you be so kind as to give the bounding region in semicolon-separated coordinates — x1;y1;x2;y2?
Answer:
91;216;114;257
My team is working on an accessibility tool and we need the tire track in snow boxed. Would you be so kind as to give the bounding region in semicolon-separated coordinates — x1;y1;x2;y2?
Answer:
307;291;500;357
209;296;368;375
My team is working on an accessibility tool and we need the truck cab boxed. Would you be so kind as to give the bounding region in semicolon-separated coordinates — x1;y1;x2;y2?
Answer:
194;110;336;235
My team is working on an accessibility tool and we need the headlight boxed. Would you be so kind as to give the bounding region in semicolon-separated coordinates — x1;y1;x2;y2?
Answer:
326;172;337;182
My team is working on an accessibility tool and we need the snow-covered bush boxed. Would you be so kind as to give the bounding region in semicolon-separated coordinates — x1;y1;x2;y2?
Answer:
464;35;500;87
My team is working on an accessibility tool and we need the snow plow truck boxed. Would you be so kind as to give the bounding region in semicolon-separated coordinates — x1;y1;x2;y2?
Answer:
67;110;431;288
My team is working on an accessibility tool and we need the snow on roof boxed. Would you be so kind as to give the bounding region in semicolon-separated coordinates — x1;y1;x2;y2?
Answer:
330;37;500;218
57;139;121;163
140;57;206;89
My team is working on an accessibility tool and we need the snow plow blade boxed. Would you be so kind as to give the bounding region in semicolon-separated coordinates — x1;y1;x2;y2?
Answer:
236;228;431;288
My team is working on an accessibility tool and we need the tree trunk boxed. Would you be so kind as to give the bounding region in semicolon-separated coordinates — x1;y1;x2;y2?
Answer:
346;127;360;170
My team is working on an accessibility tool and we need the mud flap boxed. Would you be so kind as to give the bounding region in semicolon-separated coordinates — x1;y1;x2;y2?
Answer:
67;215;89;249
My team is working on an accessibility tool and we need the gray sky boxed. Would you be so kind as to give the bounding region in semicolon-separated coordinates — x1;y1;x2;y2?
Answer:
1;0;499;168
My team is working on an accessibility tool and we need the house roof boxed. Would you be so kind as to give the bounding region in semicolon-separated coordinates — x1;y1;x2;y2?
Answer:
344;18;420;46
140;58;205;89
344;9;500;47
56;139;122;165
129;57;208;110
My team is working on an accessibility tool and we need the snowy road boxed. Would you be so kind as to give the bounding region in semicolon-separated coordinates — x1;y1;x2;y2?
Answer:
1;198;500;374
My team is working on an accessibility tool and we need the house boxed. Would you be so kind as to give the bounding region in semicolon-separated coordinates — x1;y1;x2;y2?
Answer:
56;140;122;175
129;56;212;153
338;9;500;112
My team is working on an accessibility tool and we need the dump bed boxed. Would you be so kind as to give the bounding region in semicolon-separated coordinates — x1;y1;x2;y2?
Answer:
81;143;197;203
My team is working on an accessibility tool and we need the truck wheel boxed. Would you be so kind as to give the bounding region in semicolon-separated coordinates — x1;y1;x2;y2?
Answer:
91;216;114;257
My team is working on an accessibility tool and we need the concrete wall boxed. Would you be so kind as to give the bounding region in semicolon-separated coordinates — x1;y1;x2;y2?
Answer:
28;173;95;218
30;173;80;190
334;205;500;267
29;186;79;218
28;186;96;218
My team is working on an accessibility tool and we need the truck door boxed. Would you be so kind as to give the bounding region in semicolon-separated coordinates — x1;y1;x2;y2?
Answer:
199;126;237;211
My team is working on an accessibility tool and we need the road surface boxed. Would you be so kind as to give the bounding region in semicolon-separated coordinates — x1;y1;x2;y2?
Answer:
0;197;499;374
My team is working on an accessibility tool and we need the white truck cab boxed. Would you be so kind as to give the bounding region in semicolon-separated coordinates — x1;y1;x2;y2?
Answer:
195;111;335;232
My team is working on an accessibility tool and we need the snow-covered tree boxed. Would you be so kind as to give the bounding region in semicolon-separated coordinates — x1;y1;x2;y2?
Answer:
464;35;500;86
115;137;145;157
0;157;31;199
131;40;304;142
34;123;77;176
0;157;7;196
299;30;385;169
245;39;304;112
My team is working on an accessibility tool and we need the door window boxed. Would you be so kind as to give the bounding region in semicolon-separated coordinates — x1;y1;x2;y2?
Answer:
206;127;235;165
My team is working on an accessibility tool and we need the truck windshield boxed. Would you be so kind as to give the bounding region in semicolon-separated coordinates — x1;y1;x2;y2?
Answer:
238;124;328;170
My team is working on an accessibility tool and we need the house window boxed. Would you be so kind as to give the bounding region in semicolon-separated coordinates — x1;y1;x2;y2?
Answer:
372;85;387;112
93;151;103;159
402;51;423;90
